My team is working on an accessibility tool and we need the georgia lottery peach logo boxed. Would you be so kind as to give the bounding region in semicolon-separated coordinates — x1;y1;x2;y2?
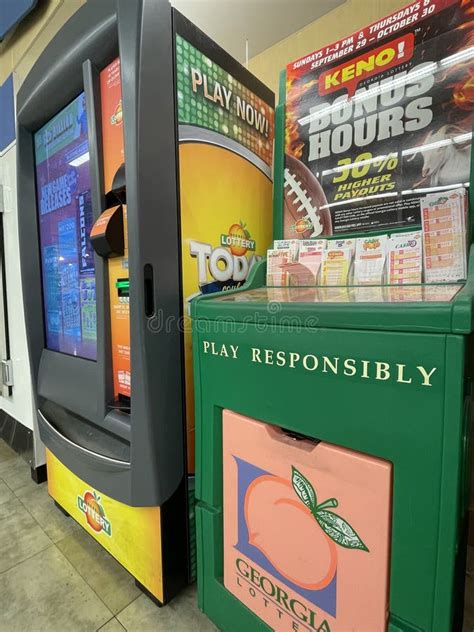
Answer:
77;490;112;536
245;475;338;590
234;458;368;618
293;218;313;234
221;221;256;257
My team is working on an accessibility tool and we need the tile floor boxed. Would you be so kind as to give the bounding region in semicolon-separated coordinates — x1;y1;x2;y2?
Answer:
465;548;474;632
0;440;217;632
0;438;472;631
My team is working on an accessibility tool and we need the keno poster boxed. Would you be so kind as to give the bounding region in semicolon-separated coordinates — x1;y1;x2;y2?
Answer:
284;0;473;239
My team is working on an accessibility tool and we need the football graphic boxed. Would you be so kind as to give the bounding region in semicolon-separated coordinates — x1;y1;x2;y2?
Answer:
284;154;332;239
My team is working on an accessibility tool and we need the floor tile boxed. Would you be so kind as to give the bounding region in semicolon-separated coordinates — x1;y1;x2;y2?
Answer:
0;498;51;573
466;573;474;610
0;480;14;506
0;454;23;477
463;609;474;632
464;574;474;632
0;440;17;465
57;527;141;614
117;585;218;632
98;617;127;631
0;455;36;492
15;480;81;543
467;545;474;576
0;545;113;632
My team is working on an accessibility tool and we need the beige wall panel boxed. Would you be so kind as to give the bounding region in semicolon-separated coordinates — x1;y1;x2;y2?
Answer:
14;0;85;89
248;0;415;97
0;0;62;85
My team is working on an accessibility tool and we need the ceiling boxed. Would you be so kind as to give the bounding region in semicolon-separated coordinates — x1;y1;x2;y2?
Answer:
170;0;346;63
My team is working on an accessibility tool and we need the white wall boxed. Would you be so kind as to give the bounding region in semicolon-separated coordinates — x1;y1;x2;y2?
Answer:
0;140;45;466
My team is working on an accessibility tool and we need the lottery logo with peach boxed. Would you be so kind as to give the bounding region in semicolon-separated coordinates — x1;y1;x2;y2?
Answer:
220;221;256;256
77;490;112;536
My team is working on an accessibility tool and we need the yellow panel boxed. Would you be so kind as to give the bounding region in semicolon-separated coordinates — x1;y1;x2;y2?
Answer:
178;142;273;471
46;450;163;602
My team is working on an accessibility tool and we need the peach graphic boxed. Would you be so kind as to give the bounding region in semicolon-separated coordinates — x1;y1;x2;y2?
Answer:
228;222;251;256
244;475;337;590
294;218;312;234
83;491;105;532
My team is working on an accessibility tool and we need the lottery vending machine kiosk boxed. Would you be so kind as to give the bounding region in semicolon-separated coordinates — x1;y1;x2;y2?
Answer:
193;0;474;630
17;0;274;604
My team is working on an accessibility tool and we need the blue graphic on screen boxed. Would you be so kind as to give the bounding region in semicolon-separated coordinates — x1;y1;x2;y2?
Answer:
34;93;97;360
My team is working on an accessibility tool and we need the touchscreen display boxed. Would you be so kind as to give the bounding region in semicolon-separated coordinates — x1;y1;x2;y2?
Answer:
34;93;97;360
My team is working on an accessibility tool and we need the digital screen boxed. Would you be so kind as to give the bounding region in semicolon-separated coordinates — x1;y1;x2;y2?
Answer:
34;93;97;360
